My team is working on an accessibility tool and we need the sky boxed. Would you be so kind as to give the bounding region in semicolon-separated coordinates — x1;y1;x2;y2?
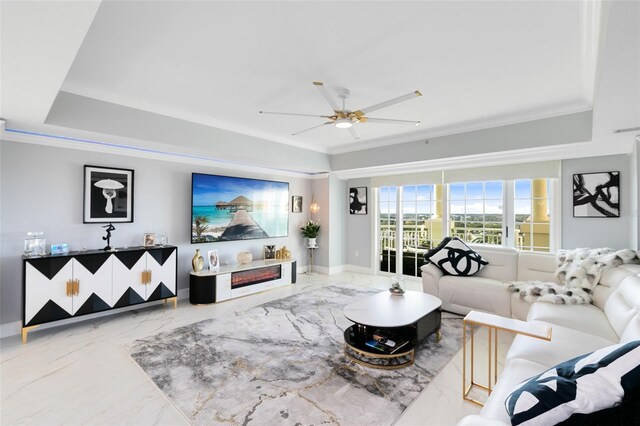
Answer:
379;180;551;216
192;174;288;206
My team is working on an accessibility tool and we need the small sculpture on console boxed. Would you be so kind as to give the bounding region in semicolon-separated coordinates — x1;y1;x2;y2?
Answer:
275;246;291;260
102;223;116;251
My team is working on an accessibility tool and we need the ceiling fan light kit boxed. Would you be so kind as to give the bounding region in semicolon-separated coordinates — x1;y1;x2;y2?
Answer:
260;82;422;140
335;118;353;129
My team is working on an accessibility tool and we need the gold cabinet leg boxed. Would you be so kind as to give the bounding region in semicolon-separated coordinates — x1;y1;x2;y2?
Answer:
21;325;39;344
435;328;442;343
164;297;177;309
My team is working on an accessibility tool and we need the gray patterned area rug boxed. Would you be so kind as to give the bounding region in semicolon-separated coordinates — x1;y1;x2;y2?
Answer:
127;285;463;425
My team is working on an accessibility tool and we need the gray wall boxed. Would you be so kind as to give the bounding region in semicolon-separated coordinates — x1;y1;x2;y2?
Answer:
46;91;332;174
310;177;329;268
0;141;311;326
561;154;632;249
633;139;640;249
332;111;592;171
345;178;372;269
328;174;347;268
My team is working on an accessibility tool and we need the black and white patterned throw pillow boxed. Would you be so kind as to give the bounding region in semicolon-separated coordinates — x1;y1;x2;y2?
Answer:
423;237;452;263
505;340;640;426
427;238;488;276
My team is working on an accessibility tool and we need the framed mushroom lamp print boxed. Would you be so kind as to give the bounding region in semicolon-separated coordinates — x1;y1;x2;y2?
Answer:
84;165;134;223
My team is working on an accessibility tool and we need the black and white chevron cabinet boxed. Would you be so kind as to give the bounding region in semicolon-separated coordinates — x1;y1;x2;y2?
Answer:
22;246;177;342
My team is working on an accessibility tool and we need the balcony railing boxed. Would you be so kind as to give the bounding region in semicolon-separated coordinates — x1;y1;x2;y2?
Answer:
380;226;526;251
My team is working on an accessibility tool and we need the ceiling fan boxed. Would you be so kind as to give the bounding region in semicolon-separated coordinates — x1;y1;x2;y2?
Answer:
259;82;422;140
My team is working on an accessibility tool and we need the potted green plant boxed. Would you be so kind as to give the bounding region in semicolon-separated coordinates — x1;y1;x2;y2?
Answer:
300;220;320;247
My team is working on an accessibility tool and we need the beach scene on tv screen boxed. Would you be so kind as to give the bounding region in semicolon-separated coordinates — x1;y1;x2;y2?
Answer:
192;174;289;243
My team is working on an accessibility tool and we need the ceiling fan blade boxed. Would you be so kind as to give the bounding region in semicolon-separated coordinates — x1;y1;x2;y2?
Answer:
259;111;332;119
356;90;422;115
292;121;333;136
348;126;361;140
313;81;341;112
363;117;421;126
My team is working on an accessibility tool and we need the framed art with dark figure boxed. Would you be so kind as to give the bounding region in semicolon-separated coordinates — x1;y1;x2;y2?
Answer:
264;244;276;259
84;165;134;223
349;187;367;215
292;196;303;213
573;171;620;218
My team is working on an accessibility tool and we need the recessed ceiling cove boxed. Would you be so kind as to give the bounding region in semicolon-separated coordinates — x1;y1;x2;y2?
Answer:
58;1;597;153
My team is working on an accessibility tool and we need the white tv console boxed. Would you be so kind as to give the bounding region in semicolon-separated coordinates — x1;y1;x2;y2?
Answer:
189;258;296;304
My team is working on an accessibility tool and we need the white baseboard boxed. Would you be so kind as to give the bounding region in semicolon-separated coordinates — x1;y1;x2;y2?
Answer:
0;290;191;339
296;264;374;276
344;264;375;275
0;321;22;338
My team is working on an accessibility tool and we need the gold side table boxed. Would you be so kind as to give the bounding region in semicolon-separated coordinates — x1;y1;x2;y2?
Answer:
462;310;552;406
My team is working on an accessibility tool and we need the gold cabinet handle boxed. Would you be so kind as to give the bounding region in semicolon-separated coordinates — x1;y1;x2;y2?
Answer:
147;270;152;284
73;279;80;296
66;280;73;297
141;270;152;285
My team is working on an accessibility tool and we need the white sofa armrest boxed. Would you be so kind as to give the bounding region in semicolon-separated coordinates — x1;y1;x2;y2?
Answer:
457;415;509;426
421;263;443;296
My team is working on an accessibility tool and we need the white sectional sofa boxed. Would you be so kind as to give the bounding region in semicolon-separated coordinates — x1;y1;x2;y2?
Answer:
458;271;640;425
420;244;559;320
419;244;640;425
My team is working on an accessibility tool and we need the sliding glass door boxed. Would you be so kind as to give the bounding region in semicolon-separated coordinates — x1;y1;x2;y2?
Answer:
378;185;437;278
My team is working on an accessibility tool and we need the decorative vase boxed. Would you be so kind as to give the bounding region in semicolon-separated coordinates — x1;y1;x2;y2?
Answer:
237;251;253;264
307;237;317;248
192;249;204;272
389;276;406;295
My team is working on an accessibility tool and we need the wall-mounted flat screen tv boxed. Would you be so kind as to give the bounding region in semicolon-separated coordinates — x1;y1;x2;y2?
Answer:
191;173;289;243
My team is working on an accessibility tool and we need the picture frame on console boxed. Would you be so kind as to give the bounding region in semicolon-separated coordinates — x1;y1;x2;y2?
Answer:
264;245;276;260
208;250;220;271
573;171;620;218
292;196;303;213
143;233;155;247
84;165;134;223
349;187;368;215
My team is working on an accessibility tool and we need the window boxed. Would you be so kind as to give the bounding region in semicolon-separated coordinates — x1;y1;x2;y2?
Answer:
514;179;552;252
449;181;504;245
376;178;556;277
378;186;397;274
401;185;436;276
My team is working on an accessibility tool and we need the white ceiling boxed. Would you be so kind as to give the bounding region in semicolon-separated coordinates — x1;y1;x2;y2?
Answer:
54;0;598;154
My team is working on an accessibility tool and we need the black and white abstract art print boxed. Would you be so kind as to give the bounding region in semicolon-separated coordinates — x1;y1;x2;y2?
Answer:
573;171;619;218
349;186;367;215
84;165;134;223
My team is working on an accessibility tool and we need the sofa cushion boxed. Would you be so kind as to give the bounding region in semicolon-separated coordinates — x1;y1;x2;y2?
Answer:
605;275;640;338
620;314;640;344
469;244;518;282
516;251;558;283
506;323;617;368
504;340;640;426
439;276;511;318
526;302;619;342
599;264;640;287
480;358;548;424
429;238;488;276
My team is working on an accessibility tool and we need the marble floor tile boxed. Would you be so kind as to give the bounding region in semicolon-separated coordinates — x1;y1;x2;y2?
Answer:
0;272;510;425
